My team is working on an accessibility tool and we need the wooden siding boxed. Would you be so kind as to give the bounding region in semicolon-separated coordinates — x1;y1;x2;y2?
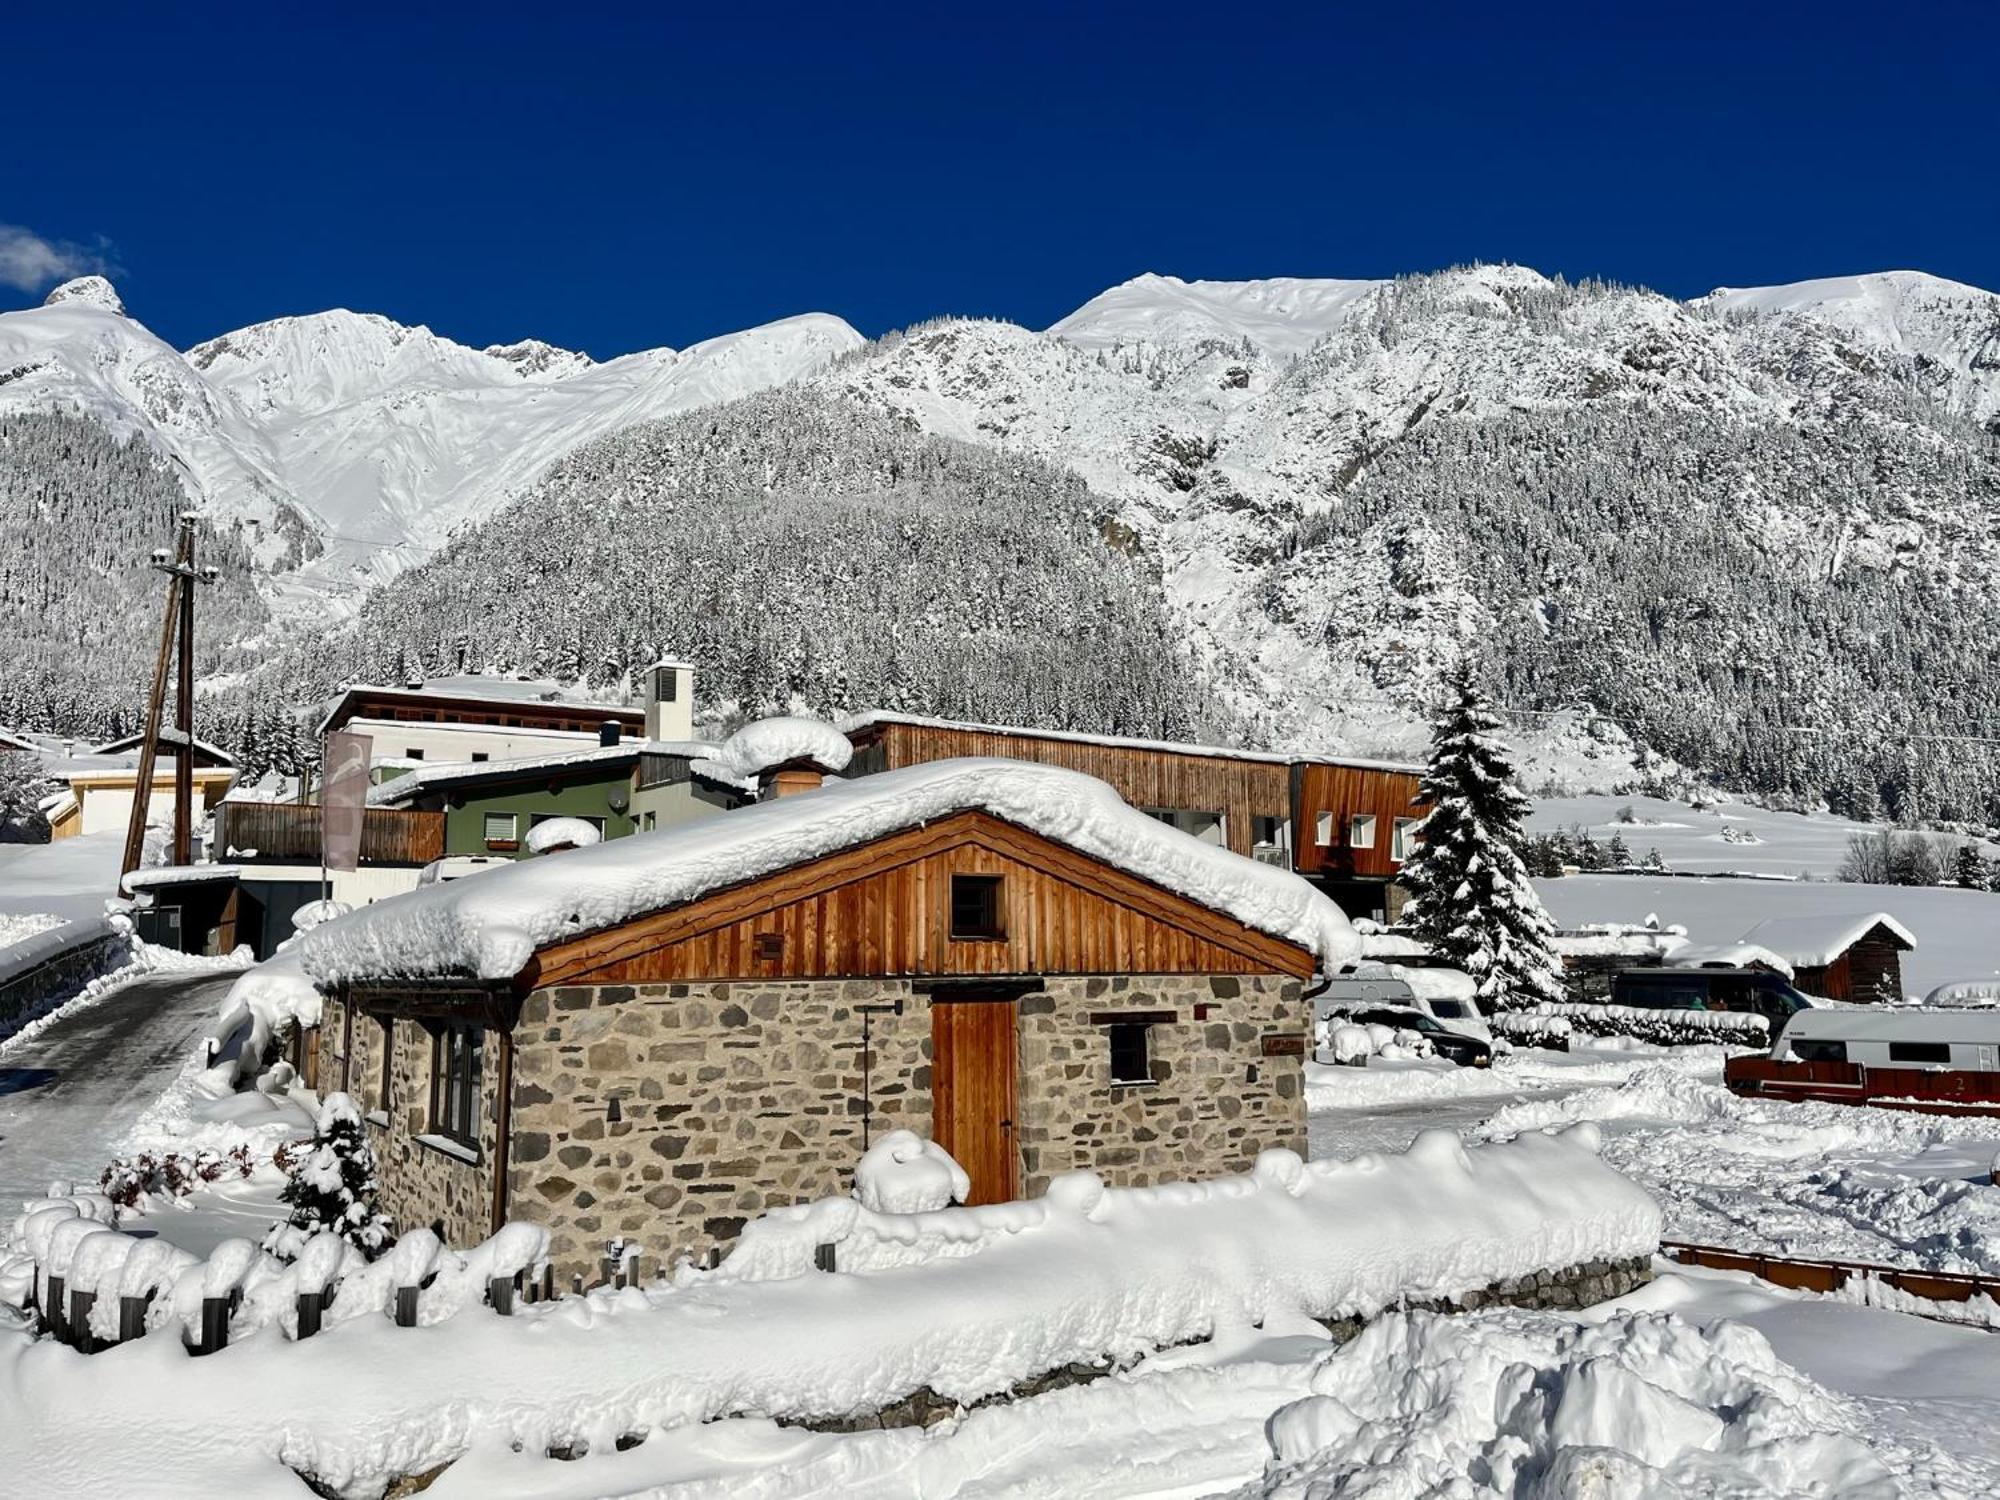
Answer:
215;802;446;867
1292;764;1427;880
858;722;1290;858
329;689;642;737
1794;929;1906;1004
526;810;1316;988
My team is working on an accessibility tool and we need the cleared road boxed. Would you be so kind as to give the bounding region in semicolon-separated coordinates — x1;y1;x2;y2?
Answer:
0;968;234;1210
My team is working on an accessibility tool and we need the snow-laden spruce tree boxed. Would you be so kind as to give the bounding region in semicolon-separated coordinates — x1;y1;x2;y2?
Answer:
1400;659;1565;1011
264;1092;395;1261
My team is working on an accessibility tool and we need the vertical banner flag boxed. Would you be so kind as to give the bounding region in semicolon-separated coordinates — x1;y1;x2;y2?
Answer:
322;730;373;874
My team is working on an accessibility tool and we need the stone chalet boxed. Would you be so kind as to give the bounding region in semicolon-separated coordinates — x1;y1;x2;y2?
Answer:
300;756;1349;1282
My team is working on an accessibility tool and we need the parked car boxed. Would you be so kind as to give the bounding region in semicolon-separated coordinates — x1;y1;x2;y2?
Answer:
1610;967;1819;1026
1330;1005;1493;1068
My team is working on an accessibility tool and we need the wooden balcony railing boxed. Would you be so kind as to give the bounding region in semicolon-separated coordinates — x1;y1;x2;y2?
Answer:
215;803;445;867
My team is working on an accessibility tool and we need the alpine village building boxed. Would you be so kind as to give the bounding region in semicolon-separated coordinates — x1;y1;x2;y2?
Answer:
302;753;1346;1281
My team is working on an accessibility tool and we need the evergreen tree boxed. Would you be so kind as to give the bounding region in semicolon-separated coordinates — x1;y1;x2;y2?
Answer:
1400;660;1565;1011
1950;840;1993;892
1606;831;1632;867
264;1092;394;1261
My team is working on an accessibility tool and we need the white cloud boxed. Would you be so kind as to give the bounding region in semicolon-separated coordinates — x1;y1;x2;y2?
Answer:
0;224;115;293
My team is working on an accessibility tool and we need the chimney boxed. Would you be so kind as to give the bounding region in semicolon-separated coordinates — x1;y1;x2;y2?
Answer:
599;720;621;748
644;659;694;742
763;764;824;799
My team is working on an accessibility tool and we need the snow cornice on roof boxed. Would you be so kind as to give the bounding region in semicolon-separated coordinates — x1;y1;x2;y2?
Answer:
316;682;646;737
837;711;1424;776
367;739;719;806
302;757;1359;987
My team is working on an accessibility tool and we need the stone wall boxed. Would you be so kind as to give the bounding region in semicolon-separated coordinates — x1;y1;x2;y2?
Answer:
1015;975;1305;1192
506;979;932;1280
0;920;131;1031
501;971;1306;1281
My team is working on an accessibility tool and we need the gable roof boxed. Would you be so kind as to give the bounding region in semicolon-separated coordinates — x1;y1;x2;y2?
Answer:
366;739;719;807
839;710;1424;776
1738;911;1917;966
299;758;1358;987
0;726;36;753
317;680;645;736
89;729;237;767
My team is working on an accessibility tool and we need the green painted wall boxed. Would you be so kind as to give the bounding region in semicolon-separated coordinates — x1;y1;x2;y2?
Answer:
437;772;636;859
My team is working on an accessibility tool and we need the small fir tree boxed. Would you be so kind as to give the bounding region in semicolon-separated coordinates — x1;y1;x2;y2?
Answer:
1400;660;1565;1011
1951;840;1993;892
264;1092;395;1261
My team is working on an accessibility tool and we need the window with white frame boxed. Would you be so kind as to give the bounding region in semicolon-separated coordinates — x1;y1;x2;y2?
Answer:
1391;816;1421;860
1349;814;1377;849
1315;811;1334;846
482;811;519;848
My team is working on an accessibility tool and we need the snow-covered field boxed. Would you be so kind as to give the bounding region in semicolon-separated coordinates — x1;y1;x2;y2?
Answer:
1527;793;1892;879
1536;872;2000;998
0;829;123;926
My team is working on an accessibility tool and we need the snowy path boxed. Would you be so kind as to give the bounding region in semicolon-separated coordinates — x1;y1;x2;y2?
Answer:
0;968;235;1210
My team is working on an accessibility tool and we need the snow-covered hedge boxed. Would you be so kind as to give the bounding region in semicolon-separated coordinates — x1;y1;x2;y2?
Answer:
1489;1011;1575;1046
1520;1002;1768;1048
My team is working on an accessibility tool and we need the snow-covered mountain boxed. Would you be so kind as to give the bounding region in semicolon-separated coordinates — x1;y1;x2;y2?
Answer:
0;280;865;606
6;261;2000;820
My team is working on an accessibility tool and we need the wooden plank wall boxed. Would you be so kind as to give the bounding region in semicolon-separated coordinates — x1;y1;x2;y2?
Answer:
1291;764;1428;880
216;803;446;866
533;814;1314;986
869;723;1289;857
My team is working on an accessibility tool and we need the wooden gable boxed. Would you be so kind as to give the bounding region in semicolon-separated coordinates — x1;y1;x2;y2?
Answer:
524;809;1316;988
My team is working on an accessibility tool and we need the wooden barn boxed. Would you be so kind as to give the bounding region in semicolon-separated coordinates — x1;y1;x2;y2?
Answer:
842;712;1427;921
304;758;1341;1281
1739;912;1916;1004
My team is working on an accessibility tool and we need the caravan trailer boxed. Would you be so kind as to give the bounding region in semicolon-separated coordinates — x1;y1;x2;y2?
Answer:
1726;1009;2000;1116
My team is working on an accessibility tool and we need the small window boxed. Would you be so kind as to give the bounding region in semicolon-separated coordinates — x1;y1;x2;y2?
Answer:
1251;815;1286;847
377;1017;394;1114
654;665;678;703
1348;814;1377;849
429;1021;483;1149
1315;811;1334;846
1108;1023;1151;1085
406;748;425;761
470;752;489;763
1391;817;1420;860
950;874;1006;940
1887;1041;1952;1065
1791;1038;1847;1063
483;812;519;848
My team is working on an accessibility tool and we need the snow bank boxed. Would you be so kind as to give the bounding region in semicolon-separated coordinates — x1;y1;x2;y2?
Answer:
1258;1305;1901;1497
1480;1064;2000;1274
0;1130;1657;1496
300;757;1359;983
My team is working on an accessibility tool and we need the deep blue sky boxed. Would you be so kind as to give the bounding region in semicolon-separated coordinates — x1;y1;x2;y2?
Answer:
4;1;1994;356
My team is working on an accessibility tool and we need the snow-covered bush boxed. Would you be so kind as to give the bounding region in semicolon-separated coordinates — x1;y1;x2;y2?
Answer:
1524;1002;1767;1049
97;1143;304;1209
853;1129;970;1214
1489;1011;1575;1047
1330;1024;1374;1065
263;1093;394;1261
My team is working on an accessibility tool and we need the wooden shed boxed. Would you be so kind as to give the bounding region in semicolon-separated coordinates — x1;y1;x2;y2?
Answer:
306;759;1337;1280
1739;912;1916;1004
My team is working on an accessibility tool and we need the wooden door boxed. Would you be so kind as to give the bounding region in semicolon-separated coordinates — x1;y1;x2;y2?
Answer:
931;999;1019;1205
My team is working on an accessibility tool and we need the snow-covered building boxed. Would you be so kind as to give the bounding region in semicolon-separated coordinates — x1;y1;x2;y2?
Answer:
841;712;1427;921
299;758;1351;1280
1738;912;1915;1004
43;733;238;842
315;677;648;770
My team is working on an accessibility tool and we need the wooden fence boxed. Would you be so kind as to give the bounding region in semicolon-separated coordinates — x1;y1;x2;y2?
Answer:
1662;1240;2000;1311
215;803;445;867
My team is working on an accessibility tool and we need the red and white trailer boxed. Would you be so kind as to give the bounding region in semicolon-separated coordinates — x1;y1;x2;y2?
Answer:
1726;1008;2000;1116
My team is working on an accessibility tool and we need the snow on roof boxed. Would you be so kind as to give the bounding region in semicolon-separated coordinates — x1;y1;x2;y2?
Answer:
300;757;1359;986
316;678;644;735
1666;941;1795;979
703;716;854;780
367;740;717;806
124;864;244;890
88;729;238;766
1739;911;1917;966
837;710;1425;775
1549;924;1688;960
0;726;36;753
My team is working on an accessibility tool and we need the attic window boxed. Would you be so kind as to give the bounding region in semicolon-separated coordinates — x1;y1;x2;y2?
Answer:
1349;814;1377;849
950;875;1005;940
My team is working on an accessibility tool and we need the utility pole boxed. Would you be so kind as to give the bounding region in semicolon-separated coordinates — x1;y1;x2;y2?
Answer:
118;514;218;893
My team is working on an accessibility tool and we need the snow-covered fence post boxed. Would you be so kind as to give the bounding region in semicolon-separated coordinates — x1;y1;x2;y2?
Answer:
488;1273;515;1316
394;1285;418;1327
193;1296;230;1355
117;1292;150;1344
814;1242;838;1273
44;1274;67;1344
296;1291;324;1338
68;1286;97;1353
